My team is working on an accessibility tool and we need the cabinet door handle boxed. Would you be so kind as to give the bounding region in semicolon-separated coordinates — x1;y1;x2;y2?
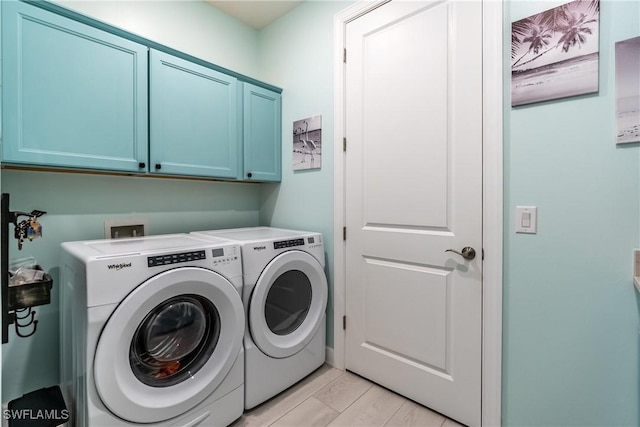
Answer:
155;163;162;170
247;172;253;178
138;162;146;169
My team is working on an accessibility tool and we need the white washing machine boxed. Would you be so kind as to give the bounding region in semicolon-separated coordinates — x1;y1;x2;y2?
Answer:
191;227;327;409
59;234;245;426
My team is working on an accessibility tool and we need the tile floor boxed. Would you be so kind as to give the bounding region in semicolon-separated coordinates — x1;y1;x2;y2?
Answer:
231;364;465;427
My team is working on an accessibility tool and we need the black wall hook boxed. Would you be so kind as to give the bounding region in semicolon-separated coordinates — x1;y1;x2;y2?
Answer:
13;308;39;338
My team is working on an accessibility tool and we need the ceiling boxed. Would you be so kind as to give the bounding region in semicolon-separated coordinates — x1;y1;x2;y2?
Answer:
205;1;304;30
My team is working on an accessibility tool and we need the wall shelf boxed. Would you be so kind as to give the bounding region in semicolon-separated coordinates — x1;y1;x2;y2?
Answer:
2;193;50;343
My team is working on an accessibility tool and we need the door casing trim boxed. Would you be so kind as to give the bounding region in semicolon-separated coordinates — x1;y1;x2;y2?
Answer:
332;1;503;426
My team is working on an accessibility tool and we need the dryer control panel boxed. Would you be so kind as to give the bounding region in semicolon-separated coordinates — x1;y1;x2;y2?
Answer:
211;247;239;266
147;250;206;267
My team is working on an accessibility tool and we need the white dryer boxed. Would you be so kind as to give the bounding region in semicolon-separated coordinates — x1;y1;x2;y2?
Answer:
60;234;245;426
191;227;327;409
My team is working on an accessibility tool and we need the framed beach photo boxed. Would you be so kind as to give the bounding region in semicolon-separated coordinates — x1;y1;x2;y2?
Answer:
511;0;600;107
615;36;640;144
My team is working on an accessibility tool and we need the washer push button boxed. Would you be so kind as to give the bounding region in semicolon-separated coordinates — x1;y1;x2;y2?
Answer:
213;256;234;266
273;238;305;250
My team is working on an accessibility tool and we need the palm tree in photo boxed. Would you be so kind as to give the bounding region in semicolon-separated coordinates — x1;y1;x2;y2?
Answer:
512;23;553;68
511;2;569;68
512;17;532;60
512;0;599;71
538;3;570;36
587;0;599;14
556;11;597;52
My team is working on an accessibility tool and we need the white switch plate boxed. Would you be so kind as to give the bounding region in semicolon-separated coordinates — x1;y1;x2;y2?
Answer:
515;206;537;234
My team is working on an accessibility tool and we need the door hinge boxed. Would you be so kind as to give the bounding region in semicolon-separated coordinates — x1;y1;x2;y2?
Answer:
343;227;347;241
343;137;347;152
343;315;346;330
343;48;347;63
482;248;485;261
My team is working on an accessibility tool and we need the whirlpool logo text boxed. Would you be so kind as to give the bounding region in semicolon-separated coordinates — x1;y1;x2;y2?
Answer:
253;246;266;251
107;262;132;271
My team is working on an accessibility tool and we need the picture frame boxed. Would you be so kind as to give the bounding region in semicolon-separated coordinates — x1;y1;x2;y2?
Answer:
293;115;322;171
615;36;640;144
511;0;600;107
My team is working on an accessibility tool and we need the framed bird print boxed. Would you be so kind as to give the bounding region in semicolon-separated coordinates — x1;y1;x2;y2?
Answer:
293;115;322;171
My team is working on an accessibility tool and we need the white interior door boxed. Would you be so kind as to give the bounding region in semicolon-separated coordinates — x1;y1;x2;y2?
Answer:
344;1;483;426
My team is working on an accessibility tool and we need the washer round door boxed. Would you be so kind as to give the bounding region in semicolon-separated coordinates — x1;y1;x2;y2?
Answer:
94;267;244;424
248;250;328;359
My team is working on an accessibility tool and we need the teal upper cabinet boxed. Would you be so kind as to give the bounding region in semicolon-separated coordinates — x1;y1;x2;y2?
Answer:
150;49;239;179
243;83;282;182
1;1;148;172
1;1;281;181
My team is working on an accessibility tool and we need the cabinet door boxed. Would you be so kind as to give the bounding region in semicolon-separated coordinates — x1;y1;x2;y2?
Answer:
243;83;282;182
150;50;239;179
1;1;148;172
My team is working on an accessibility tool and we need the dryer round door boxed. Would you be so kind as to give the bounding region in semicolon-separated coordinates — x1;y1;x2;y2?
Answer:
248;250;327;359
93;267;244;424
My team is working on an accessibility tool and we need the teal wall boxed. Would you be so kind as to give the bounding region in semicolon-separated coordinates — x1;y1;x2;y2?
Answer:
1;0;264;402
503;1;640;426
2;171;260;401
257;0;354;348
4;0;640;424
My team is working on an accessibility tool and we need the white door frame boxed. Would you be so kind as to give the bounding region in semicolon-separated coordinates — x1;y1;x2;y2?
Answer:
332;1;503;426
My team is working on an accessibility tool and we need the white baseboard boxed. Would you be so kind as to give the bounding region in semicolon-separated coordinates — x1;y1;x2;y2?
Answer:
325;346;335;367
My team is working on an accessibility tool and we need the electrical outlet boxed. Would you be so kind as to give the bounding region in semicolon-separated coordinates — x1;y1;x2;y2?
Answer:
104;219;148;239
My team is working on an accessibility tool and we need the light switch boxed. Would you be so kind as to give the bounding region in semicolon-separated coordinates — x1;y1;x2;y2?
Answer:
515;206;537;234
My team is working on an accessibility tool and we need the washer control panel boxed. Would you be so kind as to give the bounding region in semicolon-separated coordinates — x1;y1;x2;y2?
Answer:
273;238;305;249
147;250;205;267
212;246;239;266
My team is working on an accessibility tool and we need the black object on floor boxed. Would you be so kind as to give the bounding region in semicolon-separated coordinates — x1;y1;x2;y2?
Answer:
7;385;69;427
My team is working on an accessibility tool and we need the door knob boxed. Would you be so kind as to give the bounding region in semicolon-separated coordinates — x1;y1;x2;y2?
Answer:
445;247;476;260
